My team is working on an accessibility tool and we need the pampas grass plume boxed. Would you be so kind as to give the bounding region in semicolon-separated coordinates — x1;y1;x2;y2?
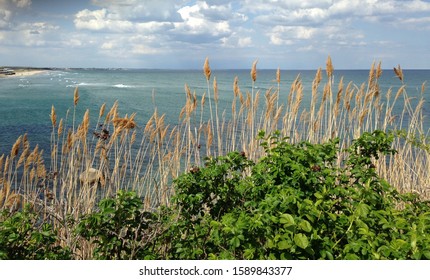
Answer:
50;105;57;127
203;57;211;81
251;60;258;82
326;56;334;78
74;87;79;106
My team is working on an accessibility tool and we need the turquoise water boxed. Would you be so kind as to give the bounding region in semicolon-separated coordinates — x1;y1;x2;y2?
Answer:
1;68;429;157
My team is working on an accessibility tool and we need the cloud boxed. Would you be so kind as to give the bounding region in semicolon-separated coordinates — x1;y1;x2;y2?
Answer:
74;0;244;51
0;0;31;29
12;0;31;8
238;0;430;53
2;0;429;68
0;9;12;28
91;0;184;22
221;33;252;48
74;9;134;32
0;20;60;49
175;3;232;38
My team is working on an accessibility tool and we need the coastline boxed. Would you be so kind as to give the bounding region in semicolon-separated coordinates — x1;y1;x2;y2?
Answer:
0;67;50;78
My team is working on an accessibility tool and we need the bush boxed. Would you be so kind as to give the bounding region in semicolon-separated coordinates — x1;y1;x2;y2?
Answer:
163;130;430;259
76;190;160;260
0;205;71;260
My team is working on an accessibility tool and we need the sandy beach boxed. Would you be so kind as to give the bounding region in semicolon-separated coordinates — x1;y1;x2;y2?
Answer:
0;68;49;78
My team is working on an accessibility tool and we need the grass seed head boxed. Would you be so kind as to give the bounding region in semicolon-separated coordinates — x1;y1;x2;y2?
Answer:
11;136;22;158
326;55;334;78
73;87;79;106
394;64;404;82
251;60;258;82
233;76;240;97
50;105;57;127
213;77;219;103
99;103;106;118
203;57;211;81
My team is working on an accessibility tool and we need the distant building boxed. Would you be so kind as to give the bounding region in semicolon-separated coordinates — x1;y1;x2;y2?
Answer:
0;68;15;75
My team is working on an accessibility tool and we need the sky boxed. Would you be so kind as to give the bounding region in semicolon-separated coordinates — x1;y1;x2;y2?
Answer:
1;0;430;69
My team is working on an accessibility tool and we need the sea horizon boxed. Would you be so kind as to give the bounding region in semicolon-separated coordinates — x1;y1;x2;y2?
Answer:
2;65;430;71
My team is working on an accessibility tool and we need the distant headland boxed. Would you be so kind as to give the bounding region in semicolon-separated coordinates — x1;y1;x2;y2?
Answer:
0;67;53;78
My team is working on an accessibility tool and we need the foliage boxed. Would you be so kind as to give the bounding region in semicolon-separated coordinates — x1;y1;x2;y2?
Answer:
2;130;430;260
76;190;160;260
0;205;71;260
162;130;430;259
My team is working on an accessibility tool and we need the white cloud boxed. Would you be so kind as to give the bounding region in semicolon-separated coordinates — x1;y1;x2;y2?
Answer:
135;21;173;33
131;44;160;55
12;0;31;8
221;32;252;48
0;20;60;49
0;0;31;28
268;26;314;45
101;41;114;50
174;1;233;40
238;36;252;47
91;0;184;22
74;9;134;32
0;9;12;28
171;1;251;43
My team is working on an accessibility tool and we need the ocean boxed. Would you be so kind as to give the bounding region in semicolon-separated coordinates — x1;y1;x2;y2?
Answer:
1;68;429;158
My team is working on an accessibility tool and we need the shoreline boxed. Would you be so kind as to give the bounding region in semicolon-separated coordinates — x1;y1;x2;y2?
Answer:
0;67;50;78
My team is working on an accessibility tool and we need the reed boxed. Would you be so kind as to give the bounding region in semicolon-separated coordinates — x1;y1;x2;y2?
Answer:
1;57;429;258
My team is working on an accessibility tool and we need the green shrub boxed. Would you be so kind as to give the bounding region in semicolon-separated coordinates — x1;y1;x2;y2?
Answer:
163;130;430;259
0;205;71;260
76;190;160;260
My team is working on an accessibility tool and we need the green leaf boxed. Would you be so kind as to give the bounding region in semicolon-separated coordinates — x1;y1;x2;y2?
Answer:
395;218;408;229
266;239;275;249
294;233;309;249
278;240;291;250
358;226;369;235
230;236;241;248
298;220;312;233
314;192;323;199
328;213;337;221
344;253;360;260
355;203;370;217
325;251;334;260
423;251;430;260
390;239;408;250
279;214;295;226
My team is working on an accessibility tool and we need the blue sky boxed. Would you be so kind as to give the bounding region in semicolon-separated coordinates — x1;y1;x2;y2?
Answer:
1;0;430;69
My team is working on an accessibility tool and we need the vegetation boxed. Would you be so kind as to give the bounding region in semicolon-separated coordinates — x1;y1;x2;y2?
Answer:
1;58;430;259
162;130;430;260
